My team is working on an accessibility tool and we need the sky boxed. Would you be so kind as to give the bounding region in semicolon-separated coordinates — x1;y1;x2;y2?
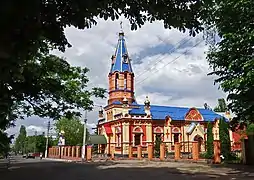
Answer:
6;18;226;138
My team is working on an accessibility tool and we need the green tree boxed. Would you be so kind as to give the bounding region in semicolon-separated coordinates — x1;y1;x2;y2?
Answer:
24;135;46;153
14;125;27;154
0;131;12;155
214;98;227;112
1;0;207;64
1;54;105;155
24;136;36;153
205;0;254;128
35;135;47;153
55;117;90;146
206;122;214;159
154;135;162;157
219;118;231;160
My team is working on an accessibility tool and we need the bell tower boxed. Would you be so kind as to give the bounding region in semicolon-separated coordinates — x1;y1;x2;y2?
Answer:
108;29;135;105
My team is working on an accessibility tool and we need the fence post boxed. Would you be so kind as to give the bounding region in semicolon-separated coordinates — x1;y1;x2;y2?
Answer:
174;143;180;160
192;141;199;161
213;140;221;164
137;145;142;159
86;146;92;161
76;146;80;159
111;146;115;160
128;145;133;159
148;144;153;160
160;143;165;161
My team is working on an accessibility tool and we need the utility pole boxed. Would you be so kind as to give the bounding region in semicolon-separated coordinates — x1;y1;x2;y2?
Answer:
82;110;88;162
45;121;50;158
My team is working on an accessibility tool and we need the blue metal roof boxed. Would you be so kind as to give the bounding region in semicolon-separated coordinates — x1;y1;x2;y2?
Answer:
112;101;122;105
110;32;133;73
129;104;226;122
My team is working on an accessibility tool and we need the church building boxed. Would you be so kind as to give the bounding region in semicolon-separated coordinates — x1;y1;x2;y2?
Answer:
97;30;237;155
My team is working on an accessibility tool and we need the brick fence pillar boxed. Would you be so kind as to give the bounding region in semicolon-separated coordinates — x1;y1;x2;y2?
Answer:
137;145;142;159
72;146;75;159
86;146;92;161
148;144;153;160
52;147;55;157
213;140;221;164
160;143;165;161
76;146;81;159
174;143;180;160
111;146;115;160
128;145;133;159
192;141;199;161
64;147;68;157
67;146;71;158
48;148;51;157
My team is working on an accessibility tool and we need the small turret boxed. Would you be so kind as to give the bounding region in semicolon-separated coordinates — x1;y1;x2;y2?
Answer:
123;96;129;107
98;107;104;119
144;96;151;116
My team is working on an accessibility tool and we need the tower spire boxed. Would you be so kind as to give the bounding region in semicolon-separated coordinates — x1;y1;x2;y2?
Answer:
110;26;133;73
107;26;135;105
120;21;123;33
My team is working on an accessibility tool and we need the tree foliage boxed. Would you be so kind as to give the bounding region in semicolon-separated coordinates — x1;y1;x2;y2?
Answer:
154;135;162;157
14;125;27;154
219;118;231;160
14;133;50;154
206;122;214;159
1;54;105;154
205;0;254;128
214;98;227;112
1;0;208;61
54;117;90;146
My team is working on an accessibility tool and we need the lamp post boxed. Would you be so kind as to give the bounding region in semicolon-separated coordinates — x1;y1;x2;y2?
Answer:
82;110;88;162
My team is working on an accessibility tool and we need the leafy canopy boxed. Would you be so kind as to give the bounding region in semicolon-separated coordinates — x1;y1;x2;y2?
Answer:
205;0;254;128
213;98;227;112
1;53;105;154
205;122;214;159
54;117;90;146
1;0;208;60
14;125;27;154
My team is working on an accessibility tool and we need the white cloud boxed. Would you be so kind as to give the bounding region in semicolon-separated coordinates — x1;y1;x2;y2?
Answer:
8;18;226;135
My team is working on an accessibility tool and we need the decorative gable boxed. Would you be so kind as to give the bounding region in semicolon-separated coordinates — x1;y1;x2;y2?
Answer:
185;108;203;121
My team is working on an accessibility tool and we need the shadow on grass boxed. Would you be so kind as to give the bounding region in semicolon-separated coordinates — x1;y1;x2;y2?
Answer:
1;160;254;180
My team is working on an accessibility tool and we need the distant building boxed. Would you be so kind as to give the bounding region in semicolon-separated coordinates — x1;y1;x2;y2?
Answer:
97;30;240;155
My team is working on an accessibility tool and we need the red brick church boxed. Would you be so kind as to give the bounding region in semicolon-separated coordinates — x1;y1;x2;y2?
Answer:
97;30;241;155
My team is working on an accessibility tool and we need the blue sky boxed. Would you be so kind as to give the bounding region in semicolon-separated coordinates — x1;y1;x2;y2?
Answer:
6;18;225;138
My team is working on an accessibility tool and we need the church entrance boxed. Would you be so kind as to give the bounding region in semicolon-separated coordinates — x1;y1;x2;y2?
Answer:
194;135;203;152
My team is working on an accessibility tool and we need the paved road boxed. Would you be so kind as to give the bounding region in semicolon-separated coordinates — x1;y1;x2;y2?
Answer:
1;159;254;180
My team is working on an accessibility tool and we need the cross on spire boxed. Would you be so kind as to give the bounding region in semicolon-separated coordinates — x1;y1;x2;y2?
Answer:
120;21;123;32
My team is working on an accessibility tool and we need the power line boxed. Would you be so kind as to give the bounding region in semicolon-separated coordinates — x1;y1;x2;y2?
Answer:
136;39;204;85
135;36;193;81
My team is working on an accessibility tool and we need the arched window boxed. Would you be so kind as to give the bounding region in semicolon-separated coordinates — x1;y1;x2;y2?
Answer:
133;126;143;146
115;127;121;147
134;134;141;146
115;73;119;89
124;73;127;90
131;74;134;91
